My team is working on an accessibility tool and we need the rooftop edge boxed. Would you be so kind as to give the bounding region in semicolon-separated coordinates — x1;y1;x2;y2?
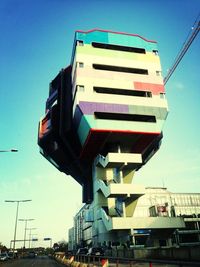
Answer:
75;28;157;43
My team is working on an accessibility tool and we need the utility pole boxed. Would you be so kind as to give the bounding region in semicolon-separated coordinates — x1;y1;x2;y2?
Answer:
19;218;35;249
5;200;32;252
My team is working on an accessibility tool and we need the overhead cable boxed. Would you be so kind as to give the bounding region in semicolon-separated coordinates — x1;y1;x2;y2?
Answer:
164;13;200;85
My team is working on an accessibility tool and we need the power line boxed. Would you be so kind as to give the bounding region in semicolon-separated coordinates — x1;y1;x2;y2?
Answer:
164;13;200;85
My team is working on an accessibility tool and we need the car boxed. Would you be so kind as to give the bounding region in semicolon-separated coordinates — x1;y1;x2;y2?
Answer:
76;248;88;255
87;247;104;256
28;251;36;258
0;252;9;261
7;252;15;259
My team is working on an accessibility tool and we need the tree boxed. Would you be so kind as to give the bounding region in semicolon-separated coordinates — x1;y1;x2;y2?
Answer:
53;240;68;252
0;242;7;253
53;242;59;251
58;240;68;252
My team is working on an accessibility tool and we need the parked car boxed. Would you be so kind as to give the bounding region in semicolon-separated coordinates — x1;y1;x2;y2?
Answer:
76;248;88;255
87;247;104;256
28;251;36;258
0;252;9;261
7;252;15;259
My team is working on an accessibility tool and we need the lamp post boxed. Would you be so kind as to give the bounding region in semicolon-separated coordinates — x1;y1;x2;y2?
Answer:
0;149;18;152
44;237;52;248
19;218;34;249
26;228;37;249
5;200;32;251
31;234;38;249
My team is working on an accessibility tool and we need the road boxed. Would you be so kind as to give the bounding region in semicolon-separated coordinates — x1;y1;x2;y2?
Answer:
0;256;63;267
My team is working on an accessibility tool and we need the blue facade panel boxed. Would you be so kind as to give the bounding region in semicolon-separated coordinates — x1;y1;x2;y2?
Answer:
76;31;109;45
75;30;158;51
108;32;158;51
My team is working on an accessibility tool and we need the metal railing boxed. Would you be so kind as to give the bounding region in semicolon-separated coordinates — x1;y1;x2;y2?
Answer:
74;254;200;267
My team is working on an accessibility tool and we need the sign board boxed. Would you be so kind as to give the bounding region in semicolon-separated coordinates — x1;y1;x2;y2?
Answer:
44;238;51;241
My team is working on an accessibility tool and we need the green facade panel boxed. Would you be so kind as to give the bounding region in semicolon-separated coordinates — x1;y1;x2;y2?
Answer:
78;114;164;146
76;30;158;52
77;115;91;145
76;31;109;45
108;32;157;52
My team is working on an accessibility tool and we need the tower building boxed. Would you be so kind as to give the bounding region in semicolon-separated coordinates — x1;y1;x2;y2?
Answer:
38;29;184;247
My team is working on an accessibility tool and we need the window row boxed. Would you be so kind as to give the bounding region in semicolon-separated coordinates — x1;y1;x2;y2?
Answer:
94;112;156;123
77;62;162;76
75;85;165;99
172;195;200;206
76;40;159;56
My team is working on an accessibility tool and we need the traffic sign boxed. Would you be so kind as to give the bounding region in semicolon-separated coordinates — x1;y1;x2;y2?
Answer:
44;238;51;241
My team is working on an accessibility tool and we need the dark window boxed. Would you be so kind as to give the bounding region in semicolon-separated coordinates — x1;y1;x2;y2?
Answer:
146;91;152;97
93;64;148;75
46;90;58;110
160;93;165;99
77;85;85;92
156;70;161;76
94;112;156;123
78;62;84;68
94;86;152;97
77;40;84;46
152;50;158;55
159;240;167;247
92;42;146;54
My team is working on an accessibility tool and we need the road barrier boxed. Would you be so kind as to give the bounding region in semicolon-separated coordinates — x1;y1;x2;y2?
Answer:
54;253;200;267
101;258;109;267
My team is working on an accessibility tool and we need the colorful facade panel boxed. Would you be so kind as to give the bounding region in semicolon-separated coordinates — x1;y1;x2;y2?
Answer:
73;101;168;130
75;68;164;88
77;115;164;146
72;28;167;161
75;29;158;52
134;82;165;95
76;45;160;63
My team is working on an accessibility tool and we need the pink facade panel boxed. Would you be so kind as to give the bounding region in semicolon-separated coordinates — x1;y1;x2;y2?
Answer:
134;82;165;95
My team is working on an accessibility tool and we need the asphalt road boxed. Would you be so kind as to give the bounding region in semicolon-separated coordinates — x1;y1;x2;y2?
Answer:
0;256;63;267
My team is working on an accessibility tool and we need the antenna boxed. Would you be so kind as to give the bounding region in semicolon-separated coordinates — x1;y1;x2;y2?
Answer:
162;178;165;188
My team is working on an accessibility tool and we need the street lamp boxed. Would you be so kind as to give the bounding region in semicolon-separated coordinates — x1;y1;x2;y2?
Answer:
0;149;18;152
26;228;37;248
31;234;38;249
44;237;52;248
18;218;34;249
5;199;32;251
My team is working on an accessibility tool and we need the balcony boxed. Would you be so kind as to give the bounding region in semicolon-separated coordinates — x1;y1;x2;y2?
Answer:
100;208;185;231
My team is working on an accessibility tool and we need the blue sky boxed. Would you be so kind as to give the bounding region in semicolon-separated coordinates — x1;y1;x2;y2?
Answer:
0;0;199;248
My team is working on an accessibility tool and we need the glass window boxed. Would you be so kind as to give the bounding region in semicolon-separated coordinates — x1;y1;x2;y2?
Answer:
156;70;161;76
146;91;152;97
152;50;158;55
77;85;84;92
77;40;84;46
160;93;165;99
78;62;84;68
176;196;181;206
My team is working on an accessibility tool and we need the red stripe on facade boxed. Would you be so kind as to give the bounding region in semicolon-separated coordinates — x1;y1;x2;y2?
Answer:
134;82;165;95
79;129;161;160
90;128;160;135
76;28;157;43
